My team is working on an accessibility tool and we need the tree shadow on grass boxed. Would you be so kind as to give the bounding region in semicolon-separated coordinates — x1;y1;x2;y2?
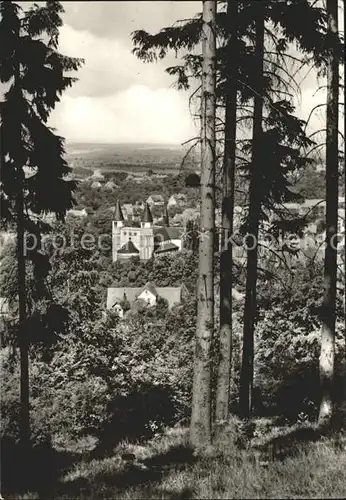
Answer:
252;425;321;462
0;437;81;498
57;444;197;499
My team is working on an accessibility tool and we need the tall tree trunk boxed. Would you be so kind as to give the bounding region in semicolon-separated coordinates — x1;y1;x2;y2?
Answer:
318;0;339;428
17;189;29;448
239;1;265;418
14;56;30;449
190;0;216;449
215;0;238;424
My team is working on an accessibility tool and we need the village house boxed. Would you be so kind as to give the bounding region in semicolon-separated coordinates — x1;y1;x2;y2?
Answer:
67;208;88;218
90;169;105;182
27;209;56;225
146;194;165;207
167;193;188;208
165;227;185;251
275;197;344;231
104;180;119;190
122;203;134;219
106;282;189;316
280;199;326;219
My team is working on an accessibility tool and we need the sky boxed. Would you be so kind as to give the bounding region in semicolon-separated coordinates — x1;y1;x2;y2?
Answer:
8;1;345;145
49;1;199;145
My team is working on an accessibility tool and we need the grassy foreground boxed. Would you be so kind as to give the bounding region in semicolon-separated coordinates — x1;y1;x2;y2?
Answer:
3;420;346;499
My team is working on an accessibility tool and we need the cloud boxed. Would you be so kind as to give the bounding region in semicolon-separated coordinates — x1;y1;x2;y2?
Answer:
57;24;180;98
61;1;199;41
47;3;201;144
47;16;200;144
49;85;197;144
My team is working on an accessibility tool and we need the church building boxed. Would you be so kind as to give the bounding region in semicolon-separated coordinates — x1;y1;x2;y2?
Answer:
112;201;182;262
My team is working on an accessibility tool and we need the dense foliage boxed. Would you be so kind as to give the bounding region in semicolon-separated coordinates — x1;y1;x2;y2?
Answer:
1;217;344;447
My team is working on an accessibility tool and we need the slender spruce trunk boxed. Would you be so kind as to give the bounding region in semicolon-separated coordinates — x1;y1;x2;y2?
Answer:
17;189;29;448
318;0;339;428
239;1;265;418
190;0;216;449
14;56;30;449
215;0;238;424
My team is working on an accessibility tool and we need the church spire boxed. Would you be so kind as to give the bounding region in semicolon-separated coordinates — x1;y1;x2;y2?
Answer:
163;205;169;227
143;202;153;223
115;200;124;220
114;200;124;227
142;202;153;227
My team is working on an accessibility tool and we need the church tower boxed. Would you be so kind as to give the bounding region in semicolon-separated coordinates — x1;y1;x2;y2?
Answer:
141;203;153;228
140;203;154;260
114;200;124;227
163;204;169;227
112;201;156;262
112;200;124;261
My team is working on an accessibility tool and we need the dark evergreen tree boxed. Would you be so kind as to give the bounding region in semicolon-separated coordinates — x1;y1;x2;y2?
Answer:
0;0;83;449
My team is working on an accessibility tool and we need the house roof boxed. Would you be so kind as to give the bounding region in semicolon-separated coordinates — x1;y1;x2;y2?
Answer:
105;181;117;189
92;169;104;178
117;238;139;254
171;193;187;201
27;210;56;224
143;203;153;223
141;282;158;296
155;240;179;253
107;284;187;310
107;288;142;308
153;226;170;242
302;199;325;208
148;194;164;202
68;209;87;217
166;227;184;240
156;287;185;307
91;181;102;188
282;199;326;211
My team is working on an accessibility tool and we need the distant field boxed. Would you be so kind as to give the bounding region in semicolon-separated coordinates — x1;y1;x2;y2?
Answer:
65;142;199;177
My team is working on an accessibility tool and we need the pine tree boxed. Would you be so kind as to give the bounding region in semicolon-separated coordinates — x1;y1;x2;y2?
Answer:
215;0;238;425
0;0;83;449
190;0;216;449
238;0;265;418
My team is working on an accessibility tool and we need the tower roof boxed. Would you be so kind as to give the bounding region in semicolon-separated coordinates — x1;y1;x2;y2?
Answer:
142;282;158;296
154;240;179;254
163;205;169;227
142;203;153;223
115;200;124;221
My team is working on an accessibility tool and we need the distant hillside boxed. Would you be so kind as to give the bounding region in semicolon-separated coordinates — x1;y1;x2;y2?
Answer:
65;142;199;178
